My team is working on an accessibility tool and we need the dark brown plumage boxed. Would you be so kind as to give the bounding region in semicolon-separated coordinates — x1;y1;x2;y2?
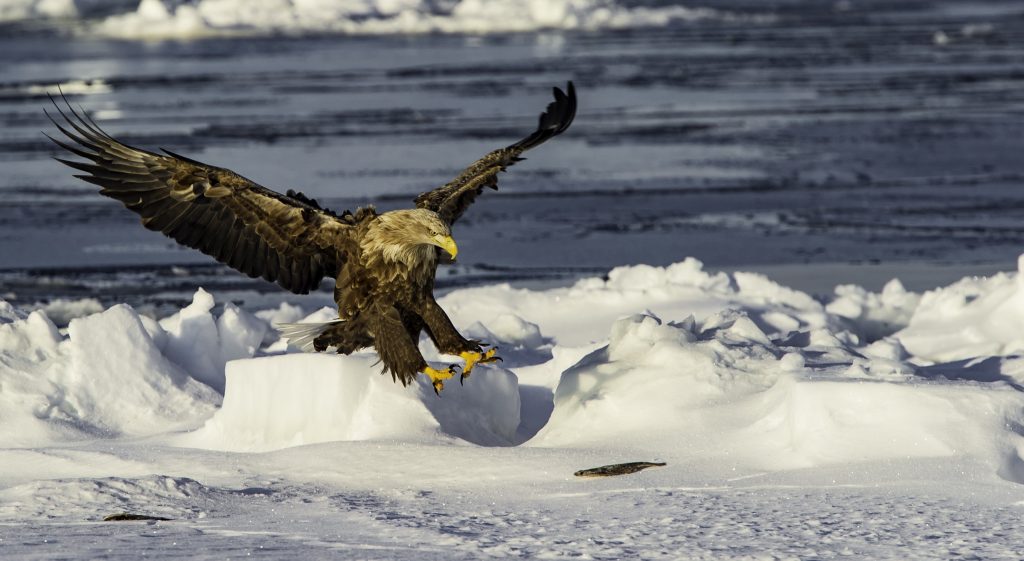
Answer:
48;82;576;393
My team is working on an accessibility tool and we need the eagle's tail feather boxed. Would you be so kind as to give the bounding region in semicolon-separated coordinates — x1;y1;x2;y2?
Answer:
276;320;343;352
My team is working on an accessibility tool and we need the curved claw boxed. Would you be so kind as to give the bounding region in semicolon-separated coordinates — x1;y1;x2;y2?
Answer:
424;365;458;396
459;347;501;384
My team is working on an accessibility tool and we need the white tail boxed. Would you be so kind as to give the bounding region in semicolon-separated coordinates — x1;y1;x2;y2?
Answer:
276;320;343;352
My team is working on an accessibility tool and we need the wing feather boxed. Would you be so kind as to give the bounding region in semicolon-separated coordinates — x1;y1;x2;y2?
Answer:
414;82;576;225
48;94;370;294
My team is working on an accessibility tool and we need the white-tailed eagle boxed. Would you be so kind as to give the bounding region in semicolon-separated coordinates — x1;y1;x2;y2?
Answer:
48;83;576;394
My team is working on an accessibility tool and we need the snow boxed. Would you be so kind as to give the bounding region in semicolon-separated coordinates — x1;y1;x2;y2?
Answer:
4;0;732;39
25;298;103;327
896;255;1024;364
3;257;1024;557
0;0;75;23
182;353;520;451
86;0;723;39
157;288;267;393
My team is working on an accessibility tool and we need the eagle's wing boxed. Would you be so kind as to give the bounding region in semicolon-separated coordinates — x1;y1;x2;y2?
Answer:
47;97;364;295
414;82;576;226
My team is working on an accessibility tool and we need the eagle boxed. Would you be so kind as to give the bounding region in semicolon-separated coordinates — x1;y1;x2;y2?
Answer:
47;83;576;394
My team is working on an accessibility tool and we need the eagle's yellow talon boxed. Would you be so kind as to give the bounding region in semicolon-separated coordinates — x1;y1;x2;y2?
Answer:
423;365;456;396
459;348;501;383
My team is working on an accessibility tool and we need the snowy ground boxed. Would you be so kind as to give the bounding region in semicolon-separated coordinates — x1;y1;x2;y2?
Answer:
3;257;1024;559
4;0;1024;558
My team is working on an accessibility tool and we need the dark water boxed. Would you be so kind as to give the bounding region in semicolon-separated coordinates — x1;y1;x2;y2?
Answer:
2;0;1024;309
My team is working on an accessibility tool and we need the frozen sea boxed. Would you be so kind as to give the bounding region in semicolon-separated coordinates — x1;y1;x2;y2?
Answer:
3;0;1024;559
4;0;1024;308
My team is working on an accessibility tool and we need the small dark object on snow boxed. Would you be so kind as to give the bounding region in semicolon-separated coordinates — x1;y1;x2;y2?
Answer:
574;461;667;478
103;513;173;522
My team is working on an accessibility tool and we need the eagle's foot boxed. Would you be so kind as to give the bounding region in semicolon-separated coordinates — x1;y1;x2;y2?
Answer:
459;347;501;385
424;365;458;396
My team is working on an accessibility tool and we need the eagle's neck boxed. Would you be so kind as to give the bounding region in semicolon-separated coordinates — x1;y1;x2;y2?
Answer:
360;221;437;274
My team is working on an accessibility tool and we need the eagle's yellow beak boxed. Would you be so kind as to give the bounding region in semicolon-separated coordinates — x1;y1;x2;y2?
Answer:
434;234;458;259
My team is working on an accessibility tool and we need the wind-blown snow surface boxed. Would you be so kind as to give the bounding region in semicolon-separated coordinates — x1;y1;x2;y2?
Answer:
3;258;1024;558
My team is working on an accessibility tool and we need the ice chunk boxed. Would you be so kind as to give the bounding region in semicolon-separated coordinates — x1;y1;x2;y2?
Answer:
183;353;519;452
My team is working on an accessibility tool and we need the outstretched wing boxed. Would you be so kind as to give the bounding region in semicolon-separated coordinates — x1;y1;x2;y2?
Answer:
46;96;365;295
414;82;576;226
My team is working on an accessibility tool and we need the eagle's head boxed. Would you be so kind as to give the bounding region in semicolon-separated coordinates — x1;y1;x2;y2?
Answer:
362;208;458;266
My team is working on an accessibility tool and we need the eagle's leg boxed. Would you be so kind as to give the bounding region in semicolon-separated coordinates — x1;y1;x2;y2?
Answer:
418;298;501;384
372;305;458;395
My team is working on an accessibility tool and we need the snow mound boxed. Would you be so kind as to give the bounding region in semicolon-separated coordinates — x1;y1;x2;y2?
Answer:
743;376;1024;480
440;258;835;348
531;312;791;449
0;311;67;446
158;289;268;393
531;312;1024;480
59;305;219;436
0;304;219;446
896;256;1024;363
182;353;520;452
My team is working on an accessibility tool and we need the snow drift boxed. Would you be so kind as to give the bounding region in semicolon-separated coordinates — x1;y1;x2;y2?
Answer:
2;256;1024;482
0;304;218;446
532;312;1024;481
896;255;1024;363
